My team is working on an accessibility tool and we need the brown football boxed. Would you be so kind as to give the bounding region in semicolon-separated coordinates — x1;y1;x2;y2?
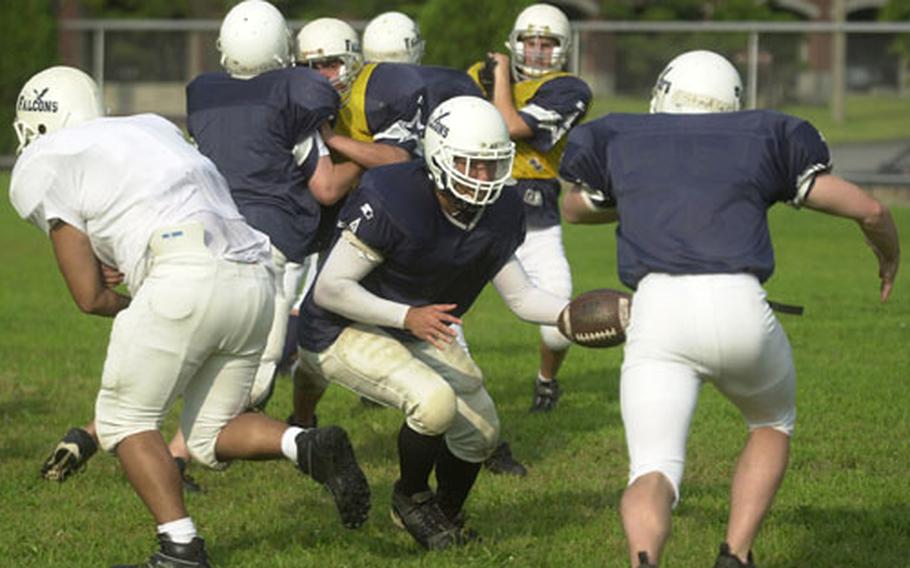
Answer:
558;288;632;348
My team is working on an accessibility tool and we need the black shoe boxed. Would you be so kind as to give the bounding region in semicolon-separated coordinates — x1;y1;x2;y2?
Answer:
714;542;756;568
286;413;318;428
113;534;210;567
390;484;462;550
41;427;98;481
174;458;203;494
483;441;528;477
529;377;560;412
296;426;370;528
445;509;481;543
637;550;657;568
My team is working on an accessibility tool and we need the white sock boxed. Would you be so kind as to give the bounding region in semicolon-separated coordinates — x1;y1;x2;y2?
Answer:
281;426;306;463
157;517;197;544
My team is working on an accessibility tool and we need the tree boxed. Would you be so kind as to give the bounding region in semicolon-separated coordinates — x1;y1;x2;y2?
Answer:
881;0;910;95
420;0;532;69
0;1;57;155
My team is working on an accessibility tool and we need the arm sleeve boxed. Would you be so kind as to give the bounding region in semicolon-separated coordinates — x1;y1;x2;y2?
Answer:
779;118;832;208
518;76;591;152
492;255;569;325
559;122;616;210
313;230;410;328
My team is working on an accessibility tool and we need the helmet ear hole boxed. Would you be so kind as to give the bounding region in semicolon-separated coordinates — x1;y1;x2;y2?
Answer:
37;124;47;134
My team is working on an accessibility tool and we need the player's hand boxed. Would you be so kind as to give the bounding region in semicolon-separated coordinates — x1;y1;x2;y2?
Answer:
100;263;124;288
873;244;899;302
404;304;462;349
320;122;337;147
489;52;511;83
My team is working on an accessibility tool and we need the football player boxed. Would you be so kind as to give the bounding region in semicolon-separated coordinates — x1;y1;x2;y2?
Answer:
468;3;592;414
290;17;429;427
10;66;370;567
362;11;425;64
296;96;570;550
186;0;359;412
559;50;900;568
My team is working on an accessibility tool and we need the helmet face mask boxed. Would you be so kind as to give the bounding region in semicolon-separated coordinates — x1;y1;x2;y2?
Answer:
217;0;291;79
363;11;424;64
507;4;571;81
295;18;363;102
424;97;515;227
13;66;104;154
649;50;743;114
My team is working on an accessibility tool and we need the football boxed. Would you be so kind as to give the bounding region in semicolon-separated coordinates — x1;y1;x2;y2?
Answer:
558;288;632;348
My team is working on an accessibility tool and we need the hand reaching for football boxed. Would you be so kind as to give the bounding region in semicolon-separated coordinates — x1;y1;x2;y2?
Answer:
405;304;463;349
558;288;631;348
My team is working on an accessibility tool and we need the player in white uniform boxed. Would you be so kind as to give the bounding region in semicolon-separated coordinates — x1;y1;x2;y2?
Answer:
10;66;370;567
560;51;900;568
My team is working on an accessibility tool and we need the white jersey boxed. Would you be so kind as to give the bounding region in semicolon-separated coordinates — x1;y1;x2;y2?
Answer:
9;114;271;293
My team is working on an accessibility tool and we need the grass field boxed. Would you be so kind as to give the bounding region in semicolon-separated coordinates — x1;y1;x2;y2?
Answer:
1;170;908;567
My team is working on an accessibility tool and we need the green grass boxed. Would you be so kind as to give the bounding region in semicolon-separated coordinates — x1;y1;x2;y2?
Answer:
589;94;910;144
1;169;909;567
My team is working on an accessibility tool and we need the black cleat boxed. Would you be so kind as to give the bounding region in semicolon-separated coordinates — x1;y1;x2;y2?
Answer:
41;427;98;481
174;457;203;494
390;484;462;550
296;426;370;528
113;533;210;567
637;550;657;568
529;377;561;412
483;441;528;477
714;542;756;568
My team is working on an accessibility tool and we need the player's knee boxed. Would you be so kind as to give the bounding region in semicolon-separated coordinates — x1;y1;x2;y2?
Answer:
407;383;457;436
629;462;683;507
446;392;501;462
292;355;330;396
94;395;161;453
541;324;572;351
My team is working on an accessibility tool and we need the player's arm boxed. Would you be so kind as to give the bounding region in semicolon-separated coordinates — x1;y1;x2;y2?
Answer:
50;222;131;317
803;173;899;301
314;230;461;348
492;254;569;324
305;126;361;205
489;52;534;139
321;126;410;169
561;184;618;225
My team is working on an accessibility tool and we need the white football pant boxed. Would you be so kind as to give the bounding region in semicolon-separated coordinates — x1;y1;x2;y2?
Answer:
95;225;274;468
248;249;314;407
621;273;796;503
298;324;500;463
515;225;573;351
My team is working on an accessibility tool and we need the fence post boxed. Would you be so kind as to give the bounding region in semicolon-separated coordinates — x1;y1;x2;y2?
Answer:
748;30;759;109
92;26;105;88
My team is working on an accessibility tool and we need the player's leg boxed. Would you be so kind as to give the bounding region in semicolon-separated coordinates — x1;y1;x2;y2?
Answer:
410;339;499;525
300;324;463;549
516;225;573;412
248;247;300;410
617;273;706;567
708;279;796;565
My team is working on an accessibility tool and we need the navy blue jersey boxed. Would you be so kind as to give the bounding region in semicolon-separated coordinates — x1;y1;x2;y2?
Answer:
300;161;526;352
413;65;483;111
559;110;832;288
339;63;428;156
186;67;339;261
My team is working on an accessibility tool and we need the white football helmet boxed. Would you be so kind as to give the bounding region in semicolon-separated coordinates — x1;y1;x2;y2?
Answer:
506;3;571;81
363;11;424;64
424;96;515;220
217;0;291;79
650;50;742;114
295;18;363;101
13;66;104;154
